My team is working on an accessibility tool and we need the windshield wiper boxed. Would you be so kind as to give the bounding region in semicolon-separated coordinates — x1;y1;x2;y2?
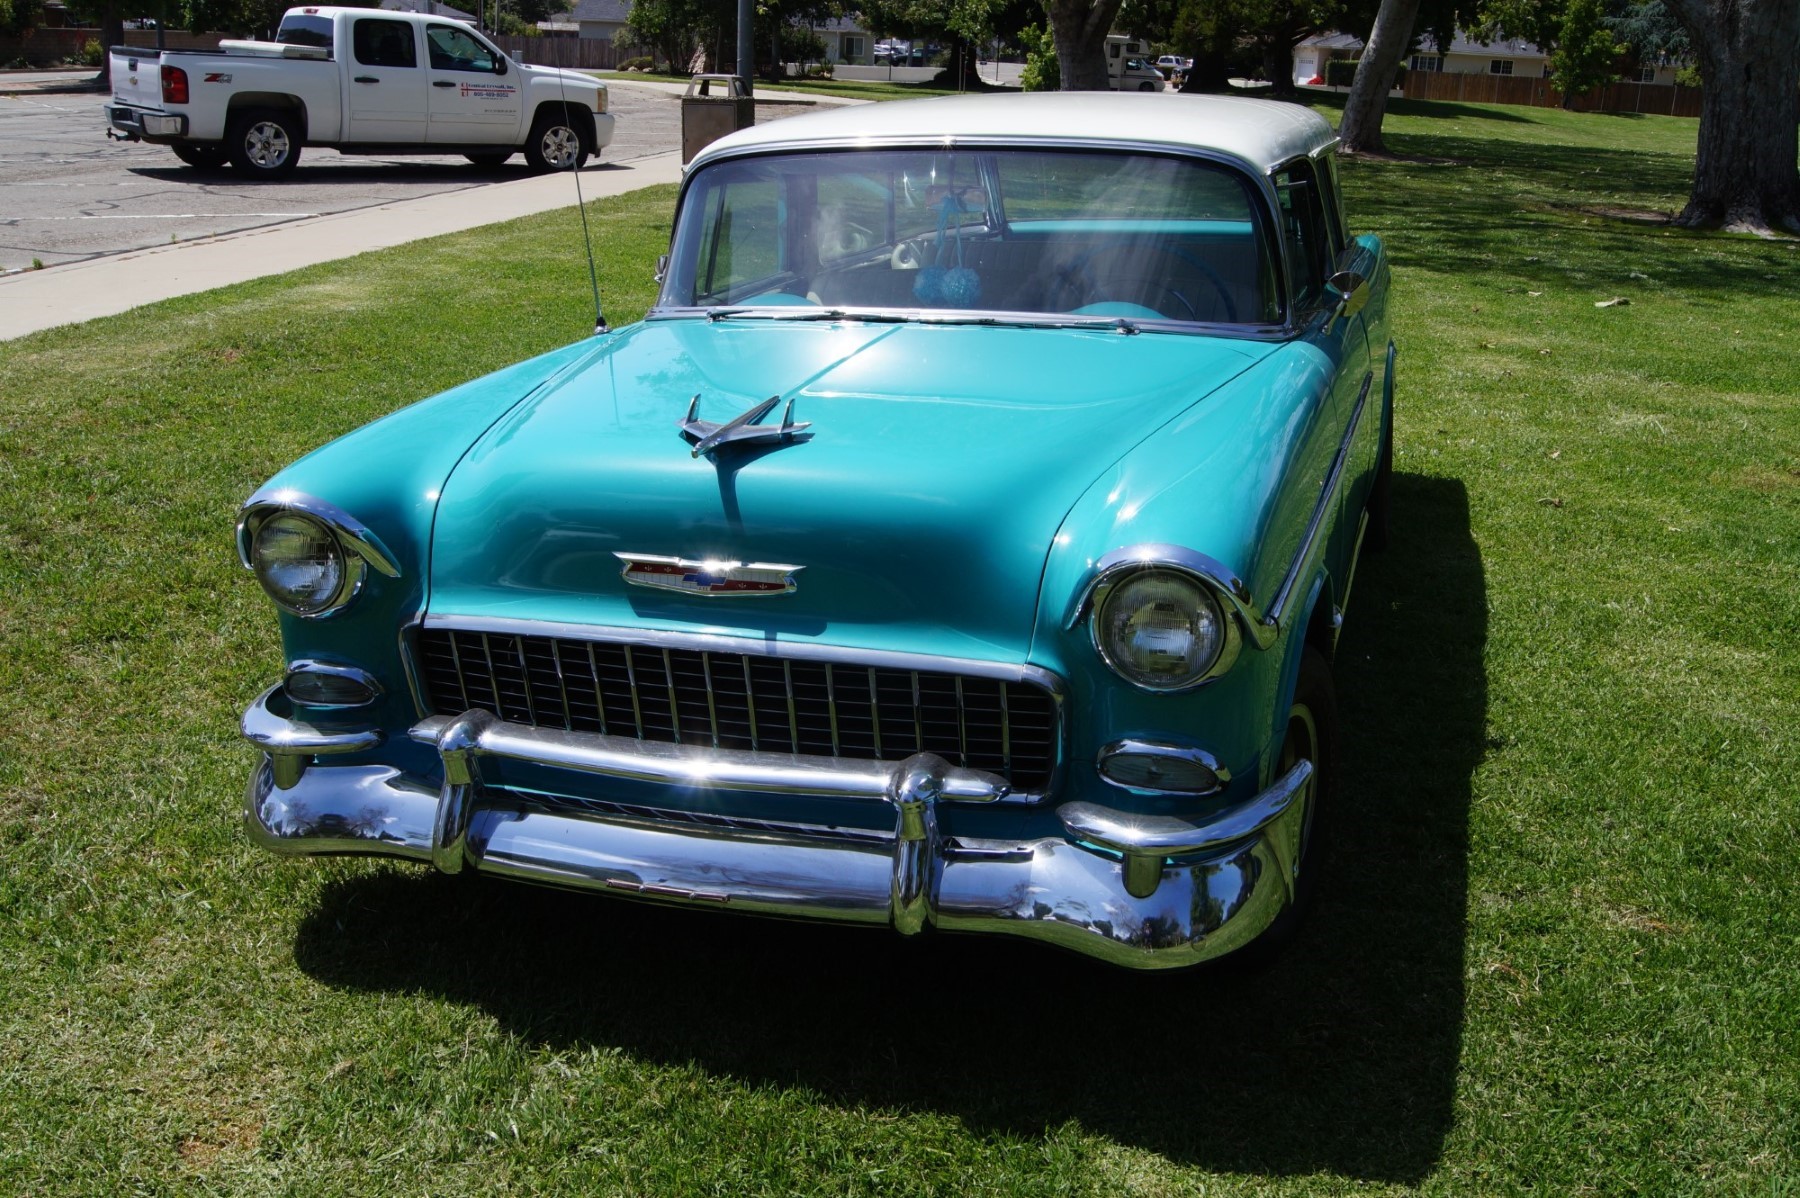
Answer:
705;307;914;324
699;308;1142;334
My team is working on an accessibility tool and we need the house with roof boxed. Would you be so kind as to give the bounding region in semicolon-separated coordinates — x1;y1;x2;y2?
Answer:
377;0;478;21
810;15;875;65
572;0;631;43
1294;30;1550;86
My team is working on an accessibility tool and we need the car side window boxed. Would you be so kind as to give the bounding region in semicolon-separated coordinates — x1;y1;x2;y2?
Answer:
1273;161;1330;314
427;25;498;73
1316;152;1349;251
693;177;783;302
354;19;417;68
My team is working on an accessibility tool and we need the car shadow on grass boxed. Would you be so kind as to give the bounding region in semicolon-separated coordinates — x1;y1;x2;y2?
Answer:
292;472;1486;1185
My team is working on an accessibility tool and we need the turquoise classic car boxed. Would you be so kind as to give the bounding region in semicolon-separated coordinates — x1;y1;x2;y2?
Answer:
238;92;1394;969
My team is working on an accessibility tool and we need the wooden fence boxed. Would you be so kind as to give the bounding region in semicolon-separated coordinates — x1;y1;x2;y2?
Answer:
491;35;628;71
1;26;225;64
1402;68;1703;118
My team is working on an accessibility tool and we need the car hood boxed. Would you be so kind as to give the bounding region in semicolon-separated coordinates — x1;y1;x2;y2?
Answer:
427;318;1273;661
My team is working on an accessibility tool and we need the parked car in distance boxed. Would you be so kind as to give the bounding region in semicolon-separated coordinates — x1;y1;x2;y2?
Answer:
238;92;1395;970
1155;53;1185;77
105;5;613;177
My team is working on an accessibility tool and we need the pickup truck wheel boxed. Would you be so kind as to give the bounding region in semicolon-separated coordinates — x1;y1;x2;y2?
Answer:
226;109;301;180
464;152;512;168
523;110;589;172
171;143;228;171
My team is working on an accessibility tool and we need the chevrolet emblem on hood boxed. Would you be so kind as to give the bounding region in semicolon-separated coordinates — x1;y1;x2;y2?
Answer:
615;553;801;597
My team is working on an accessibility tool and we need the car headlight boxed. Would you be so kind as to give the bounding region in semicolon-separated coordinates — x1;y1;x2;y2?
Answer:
252;511;354;616
1093;569;1226;690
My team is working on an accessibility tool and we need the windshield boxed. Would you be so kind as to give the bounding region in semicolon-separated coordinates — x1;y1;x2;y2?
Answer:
659;148;1281;327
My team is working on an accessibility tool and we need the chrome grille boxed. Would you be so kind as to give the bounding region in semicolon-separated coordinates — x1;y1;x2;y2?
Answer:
417;627;1057;791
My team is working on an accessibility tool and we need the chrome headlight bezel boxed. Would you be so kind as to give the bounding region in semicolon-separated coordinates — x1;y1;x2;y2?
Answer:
236;491;402;620
1077;548;1251;692
252;510;357;616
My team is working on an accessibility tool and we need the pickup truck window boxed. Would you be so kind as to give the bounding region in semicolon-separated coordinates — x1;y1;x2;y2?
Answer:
353;18;417;69
275;13;333;49
427;25;499;73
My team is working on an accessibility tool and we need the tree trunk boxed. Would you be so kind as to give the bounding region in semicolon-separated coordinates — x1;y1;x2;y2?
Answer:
1262;37;1299;98
1663;0;1800;234
1338;0;1420;154
1046;0;1127;90
93;0;123;89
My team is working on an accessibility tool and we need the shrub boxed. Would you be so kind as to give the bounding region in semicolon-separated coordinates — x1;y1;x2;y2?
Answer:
620;55;653;71
80;37;103;66
1326;58;1405;88
1018;23;1058;91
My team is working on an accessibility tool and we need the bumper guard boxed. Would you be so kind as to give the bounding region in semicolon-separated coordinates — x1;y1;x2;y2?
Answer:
241;687;1312;969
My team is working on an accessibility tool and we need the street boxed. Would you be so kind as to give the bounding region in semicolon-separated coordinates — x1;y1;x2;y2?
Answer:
0;76;687;273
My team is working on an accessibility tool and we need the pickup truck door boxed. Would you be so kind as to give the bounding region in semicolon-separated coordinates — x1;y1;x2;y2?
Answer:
423;23;523;144
344;15;427;142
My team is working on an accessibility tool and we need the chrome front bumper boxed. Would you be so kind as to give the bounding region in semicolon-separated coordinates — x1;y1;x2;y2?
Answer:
241;686;1312;969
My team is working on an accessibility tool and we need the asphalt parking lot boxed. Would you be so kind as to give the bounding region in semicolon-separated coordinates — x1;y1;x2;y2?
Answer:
0;76;691;273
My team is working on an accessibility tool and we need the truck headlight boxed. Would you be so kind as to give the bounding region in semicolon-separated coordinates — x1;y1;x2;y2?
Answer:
593;87;607;114
252;511;354;616
1093;569;1225;690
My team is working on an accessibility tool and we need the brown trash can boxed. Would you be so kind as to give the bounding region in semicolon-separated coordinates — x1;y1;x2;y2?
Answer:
681;74;756;164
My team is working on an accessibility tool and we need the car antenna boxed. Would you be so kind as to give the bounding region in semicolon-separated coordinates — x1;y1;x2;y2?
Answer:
554;68;608;335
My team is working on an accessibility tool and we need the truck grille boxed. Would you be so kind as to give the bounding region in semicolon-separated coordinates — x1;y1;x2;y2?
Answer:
417;627;1058;791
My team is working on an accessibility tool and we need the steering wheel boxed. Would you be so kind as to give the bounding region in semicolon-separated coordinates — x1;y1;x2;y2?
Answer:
1043;257;1103;311
822;220;877;259
890;238;927;270
1160;247;1238;323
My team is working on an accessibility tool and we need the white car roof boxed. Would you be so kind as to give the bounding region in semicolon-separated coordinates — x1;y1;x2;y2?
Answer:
689;92;1337;177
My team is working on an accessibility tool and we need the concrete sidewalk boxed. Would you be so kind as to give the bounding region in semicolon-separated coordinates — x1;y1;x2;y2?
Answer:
0;151;683;340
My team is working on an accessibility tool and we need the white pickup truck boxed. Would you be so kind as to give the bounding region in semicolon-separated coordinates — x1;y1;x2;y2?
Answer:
105;5;614;179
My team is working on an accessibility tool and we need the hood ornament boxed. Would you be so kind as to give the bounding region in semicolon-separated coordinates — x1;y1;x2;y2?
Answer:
678;393;812;458
615;553;802;597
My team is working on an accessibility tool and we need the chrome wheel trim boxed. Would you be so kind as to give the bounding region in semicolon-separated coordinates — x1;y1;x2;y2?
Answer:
245;121;291;169
540;125;579;168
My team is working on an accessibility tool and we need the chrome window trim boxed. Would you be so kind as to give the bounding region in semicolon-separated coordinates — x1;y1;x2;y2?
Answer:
417;614;1066;803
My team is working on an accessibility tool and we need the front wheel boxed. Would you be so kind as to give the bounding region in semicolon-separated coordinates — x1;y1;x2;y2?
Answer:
1235;645;1338;965
170;143;228;171
1137;80;1158;92
523;110;590;172
225;108;301;180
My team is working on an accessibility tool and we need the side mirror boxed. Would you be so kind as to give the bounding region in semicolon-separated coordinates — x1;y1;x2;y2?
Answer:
1325;269;1368;323
494;56;507;75
654;254;669;284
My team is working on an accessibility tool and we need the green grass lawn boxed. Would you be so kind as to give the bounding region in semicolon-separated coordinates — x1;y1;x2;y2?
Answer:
593;69;983;101
2;100;1797;1195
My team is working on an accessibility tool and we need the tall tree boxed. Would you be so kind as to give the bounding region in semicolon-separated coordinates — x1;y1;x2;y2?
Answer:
1661;0;1800;232
1044;0;1128;88
1547;0;1621;103
1337;0;1417;151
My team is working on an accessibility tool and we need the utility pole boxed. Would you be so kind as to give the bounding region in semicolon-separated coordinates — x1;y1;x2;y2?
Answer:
737;0;753;95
